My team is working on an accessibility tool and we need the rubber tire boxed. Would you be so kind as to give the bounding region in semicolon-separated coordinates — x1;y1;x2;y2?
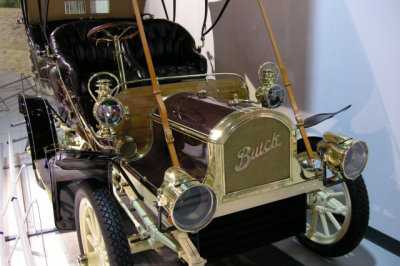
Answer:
296;137;370;257
75;180;133;265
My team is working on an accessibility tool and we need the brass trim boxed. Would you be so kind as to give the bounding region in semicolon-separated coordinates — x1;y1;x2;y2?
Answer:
157;167;217;233
318;132;369;180
129;121;155;161
114;72;250;99
150;115;209;142
151;106;315;212
87;72;120;102
115;136;137;160
205;107;298;201
209;107;296;144
214;178;324;218
56;65;114;150
223;177;291;202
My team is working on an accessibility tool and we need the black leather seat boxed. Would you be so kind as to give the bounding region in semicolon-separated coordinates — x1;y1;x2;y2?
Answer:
49;20;143;126
49;19;207;125
122;19;207;81
50;19;207;93
50;20;143;95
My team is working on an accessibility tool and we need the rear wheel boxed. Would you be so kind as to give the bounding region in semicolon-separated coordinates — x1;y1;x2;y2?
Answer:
296;138;369;257
75;181;132;265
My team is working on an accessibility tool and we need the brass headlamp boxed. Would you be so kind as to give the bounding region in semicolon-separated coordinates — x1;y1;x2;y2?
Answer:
317;132;369;180
255;62;285;109
157;167;217;232
88;75;136;159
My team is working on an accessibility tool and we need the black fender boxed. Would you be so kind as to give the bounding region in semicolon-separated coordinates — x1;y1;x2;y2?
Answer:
18;94;58;161
49;150;110;230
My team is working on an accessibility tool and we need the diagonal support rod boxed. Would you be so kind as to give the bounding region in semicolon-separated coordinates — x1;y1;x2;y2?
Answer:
257;0;314;159
131;0;180;167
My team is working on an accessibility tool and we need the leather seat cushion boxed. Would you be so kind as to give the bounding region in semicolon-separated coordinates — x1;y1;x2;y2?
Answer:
123;19;207;77
50;20;117;73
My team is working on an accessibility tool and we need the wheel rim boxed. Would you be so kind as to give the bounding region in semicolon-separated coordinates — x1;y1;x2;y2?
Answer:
298;152;352;245
79;198;109;265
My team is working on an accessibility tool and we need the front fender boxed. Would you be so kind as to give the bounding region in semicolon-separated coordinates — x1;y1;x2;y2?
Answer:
18;94;58;161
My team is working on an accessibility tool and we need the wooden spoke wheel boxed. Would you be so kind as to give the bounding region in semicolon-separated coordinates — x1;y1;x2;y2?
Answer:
296;137;369;257
75;181;132;265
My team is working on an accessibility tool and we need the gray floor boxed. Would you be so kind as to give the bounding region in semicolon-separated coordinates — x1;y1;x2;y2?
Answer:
1;72;399;265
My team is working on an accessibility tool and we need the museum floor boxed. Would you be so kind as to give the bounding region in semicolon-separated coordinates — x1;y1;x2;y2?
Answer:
1;73;399;265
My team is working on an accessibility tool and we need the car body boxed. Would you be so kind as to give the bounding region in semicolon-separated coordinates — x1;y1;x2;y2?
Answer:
18;0;370;265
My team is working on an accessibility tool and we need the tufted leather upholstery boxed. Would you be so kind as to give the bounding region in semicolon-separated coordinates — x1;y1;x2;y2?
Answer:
50;20;120;126
51;20;112;95
49;19;208;127
50;19;207;93
51;20;123;72
122;19;207;80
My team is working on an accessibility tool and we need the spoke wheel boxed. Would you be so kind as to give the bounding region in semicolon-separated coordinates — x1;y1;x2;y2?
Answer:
75;181;132;265
79;197;109;265
296;137;369;257
303;181;351;244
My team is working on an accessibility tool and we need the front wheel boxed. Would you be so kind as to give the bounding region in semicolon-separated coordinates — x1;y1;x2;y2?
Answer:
75;180;133;265
296;138;369;257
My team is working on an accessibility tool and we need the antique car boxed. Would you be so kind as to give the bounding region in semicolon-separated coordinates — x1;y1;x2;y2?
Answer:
18;0;370;265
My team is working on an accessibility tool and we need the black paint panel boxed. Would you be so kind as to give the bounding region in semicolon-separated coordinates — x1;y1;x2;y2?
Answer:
18;94;58;161
49;150;109;230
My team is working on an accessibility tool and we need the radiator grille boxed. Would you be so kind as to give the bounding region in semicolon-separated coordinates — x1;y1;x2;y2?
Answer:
223;117;291;193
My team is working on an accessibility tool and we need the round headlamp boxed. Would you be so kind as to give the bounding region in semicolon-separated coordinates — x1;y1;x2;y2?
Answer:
116;136;137;160
158;167;217;232
319;132;369;180
94;98;124;127
343;141;368;179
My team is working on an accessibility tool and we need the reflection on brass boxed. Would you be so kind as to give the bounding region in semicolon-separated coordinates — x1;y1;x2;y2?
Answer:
114;72;249;96
95;124;117;138
115;79;248;158
157;167;216;232
56;65;105;150
93;98;126;127
77;255;88;266
197;90;208;99
116;136;137;160
87;72;120;102
255;62;285;109
317;132;369;180
112;166;203;264
322;132;350;144
202;107;299;202
158;167;200;207
296;150;324;180
90;78;129;139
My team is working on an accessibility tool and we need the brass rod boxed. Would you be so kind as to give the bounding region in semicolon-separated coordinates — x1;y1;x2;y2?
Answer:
131;0;180;167
257;0;314;159
113;37;127;90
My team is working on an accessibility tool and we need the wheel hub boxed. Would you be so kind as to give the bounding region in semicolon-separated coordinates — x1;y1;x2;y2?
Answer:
305;184;351;244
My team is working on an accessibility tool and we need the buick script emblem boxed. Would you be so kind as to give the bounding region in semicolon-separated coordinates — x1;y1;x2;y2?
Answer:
234;132;281;172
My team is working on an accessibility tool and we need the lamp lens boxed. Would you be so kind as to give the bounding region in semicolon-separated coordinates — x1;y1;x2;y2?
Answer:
344;141;368;179
172;186;216;232
96;99;124;127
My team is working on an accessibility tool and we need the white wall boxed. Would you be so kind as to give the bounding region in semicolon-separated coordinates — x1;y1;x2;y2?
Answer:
146;0;400;241
308;0;400;241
